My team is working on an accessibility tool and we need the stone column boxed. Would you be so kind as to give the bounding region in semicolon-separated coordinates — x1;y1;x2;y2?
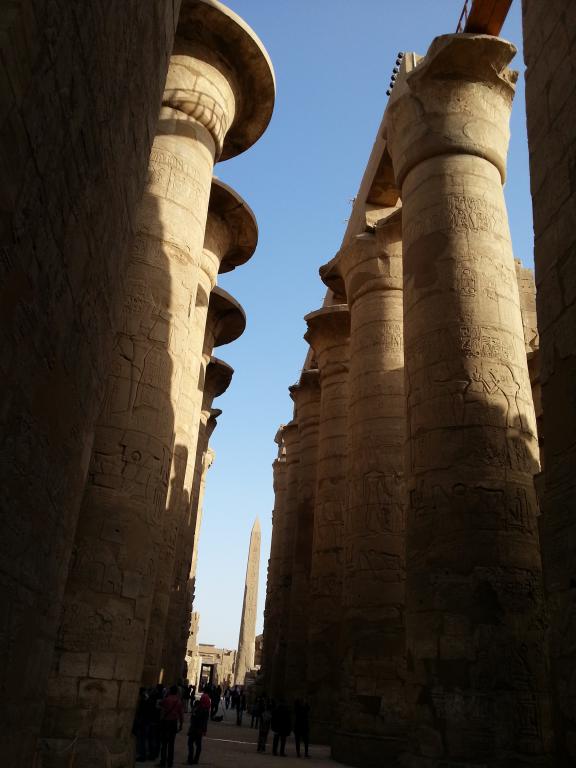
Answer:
261;429;288;692
284;369;321;702
161;289;245;681
235;519;262;685
387;34;552;764
270;420;300;699
303;305;350;741
321;211;406;765
142;177;256;686
41;3;273;763
164;358;233;684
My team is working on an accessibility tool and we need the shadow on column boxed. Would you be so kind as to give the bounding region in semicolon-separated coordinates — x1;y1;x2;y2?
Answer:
40;182;181;768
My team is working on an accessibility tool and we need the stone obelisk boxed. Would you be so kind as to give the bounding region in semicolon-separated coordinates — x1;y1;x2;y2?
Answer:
235;518;261;685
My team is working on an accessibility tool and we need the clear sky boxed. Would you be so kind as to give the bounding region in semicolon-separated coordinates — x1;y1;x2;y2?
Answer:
193;0;532;651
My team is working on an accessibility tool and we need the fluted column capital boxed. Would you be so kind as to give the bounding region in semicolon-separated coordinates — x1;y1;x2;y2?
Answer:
386;34;517;186
163;0;275;160
204;286;246;352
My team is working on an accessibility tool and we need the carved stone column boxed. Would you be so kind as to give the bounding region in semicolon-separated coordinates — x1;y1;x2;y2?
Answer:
41;3;273;763
303;305;350;741
162;289;245;681
387;34;553;765
321;211;406;765
284;369;321;702
142;178;255;686
165;358;233;684
270;420;300;699
261;428;288;693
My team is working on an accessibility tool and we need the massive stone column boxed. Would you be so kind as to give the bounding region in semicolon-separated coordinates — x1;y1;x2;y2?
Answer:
261;428;288;692
165;359;233;684
522;4;576;761
162;288;245;681
142;177;256;686
387;34;552;765
235;519;262;685
284;369;321;702
41;3;273;764
321;211;406;766
0;4;182;763
270;420;300;699
303;305;350;741
187;359;234;593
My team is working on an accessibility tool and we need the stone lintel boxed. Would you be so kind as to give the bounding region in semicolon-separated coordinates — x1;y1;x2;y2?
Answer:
304;304;350;359
207;286;247;347
209;178;258;274
176;0;275;160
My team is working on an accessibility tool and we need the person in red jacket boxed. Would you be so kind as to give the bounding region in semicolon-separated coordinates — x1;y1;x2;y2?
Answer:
158;686;184;768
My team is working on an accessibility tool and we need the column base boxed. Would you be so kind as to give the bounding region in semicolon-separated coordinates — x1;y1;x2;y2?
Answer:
331;729;406;768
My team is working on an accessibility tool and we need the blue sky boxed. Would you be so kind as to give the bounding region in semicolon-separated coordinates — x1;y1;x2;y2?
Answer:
194;0;532;651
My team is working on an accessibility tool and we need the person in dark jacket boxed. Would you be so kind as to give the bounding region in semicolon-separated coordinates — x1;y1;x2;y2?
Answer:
257;698;273;753
158;685;184;768
294;698;311;758
271;700;292;756
147;683;165;760
132;687;149;762
187;699;209;765
235;688;246;726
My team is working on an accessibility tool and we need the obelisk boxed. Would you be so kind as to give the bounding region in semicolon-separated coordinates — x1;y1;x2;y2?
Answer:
235;518;261;685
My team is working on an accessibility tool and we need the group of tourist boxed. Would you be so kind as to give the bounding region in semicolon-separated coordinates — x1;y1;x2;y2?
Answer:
132;682;210;766
133;682;311;764
251;696;311;758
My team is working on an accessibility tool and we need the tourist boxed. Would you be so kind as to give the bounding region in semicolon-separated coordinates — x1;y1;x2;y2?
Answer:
294;698;311;758
271;699;292;756
182;683;191;713
147;683;165;761
210;684;222;719
224;686;231;709
235;688;246;726
158;685;184;768
132;687;149;762
256;698;273;753
187;699;209;765
250;696;262;728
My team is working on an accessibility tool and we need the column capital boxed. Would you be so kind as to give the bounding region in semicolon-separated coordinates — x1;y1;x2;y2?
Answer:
167;0;275;160
205;286;246;350
321;208;402;306
282;420;300;454
304;304;350;377
205;356;234;400
206;408;221;439
289;368;320;404
205;178;258;275
386;34;517;186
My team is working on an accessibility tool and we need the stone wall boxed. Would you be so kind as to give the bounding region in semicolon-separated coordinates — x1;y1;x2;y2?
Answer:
0;1;180;762
522;2;576;763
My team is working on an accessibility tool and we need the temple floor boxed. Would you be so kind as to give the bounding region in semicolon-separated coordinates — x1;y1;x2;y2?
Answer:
163;710;352;767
